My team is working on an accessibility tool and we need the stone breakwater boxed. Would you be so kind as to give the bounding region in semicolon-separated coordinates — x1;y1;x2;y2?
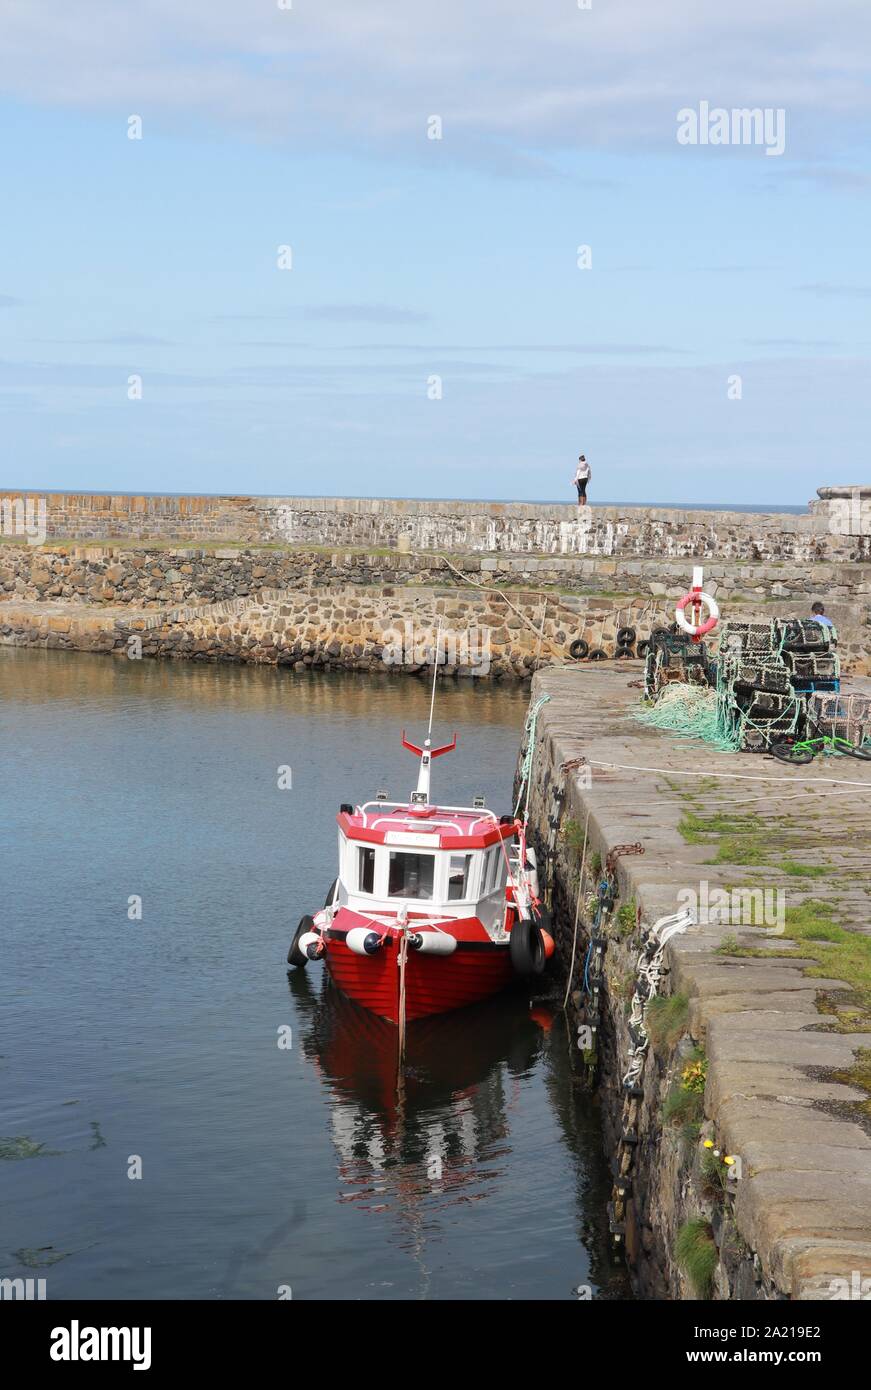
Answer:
3;541;871;613
2;488;869;561
5;583;868;675
2;538;870;674
520;668;871;1300
0;588;662;677
1;484;869;674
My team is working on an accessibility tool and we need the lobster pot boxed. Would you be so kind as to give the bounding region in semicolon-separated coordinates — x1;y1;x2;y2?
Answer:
730;661;792;695
644;630;712;698
783;652;840;684
777;619;837;654
718;621;778;657
716;622;801;752
808;692;871;748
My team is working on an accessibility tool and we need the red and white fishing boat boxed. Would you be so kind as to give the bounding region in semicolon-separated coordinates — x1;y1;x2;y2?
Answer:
287;720;553;1025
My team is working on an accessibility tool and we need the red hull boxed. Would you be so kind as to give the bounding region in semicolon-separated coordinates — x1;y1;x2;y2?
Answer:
322;920;513;1023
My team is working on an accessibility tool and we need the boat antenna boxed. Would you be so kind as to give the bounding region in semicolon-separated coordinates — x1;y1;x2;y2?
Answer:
426;619;442;745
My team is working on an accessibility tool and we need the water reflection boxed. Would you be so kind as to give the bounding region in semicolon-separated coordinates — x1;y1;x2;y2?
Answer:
2;647;625;1300
292;970;540;1214
289;968;627;1298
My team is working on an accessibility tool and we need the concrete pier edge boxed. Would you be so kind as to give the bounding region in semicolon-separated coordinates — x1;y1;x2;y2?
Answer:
522;665;871;1300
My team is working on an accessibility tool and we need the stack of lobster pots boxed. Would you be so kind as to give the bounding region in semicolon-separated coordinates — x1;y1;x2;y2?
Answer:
643;625;713;699
716;622;797;752
778;619;840;695
717;618;839;752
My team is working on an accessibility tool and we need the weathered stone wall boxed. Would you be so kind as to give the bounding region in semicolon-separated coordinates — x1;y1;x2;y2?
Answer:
3;540;868;670
2;488;869;561
4;581;869;675
0;588;660;677
520;668;871;1300
3;541;870;613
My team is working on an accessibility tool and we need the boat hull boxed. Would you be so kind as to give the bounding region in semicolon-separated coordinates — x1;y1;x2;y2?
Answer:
321;915;514;1024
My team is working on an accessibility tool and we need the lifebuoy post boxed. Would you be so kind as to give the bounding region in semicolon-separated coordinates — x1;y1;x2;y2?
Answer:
674;565;719;641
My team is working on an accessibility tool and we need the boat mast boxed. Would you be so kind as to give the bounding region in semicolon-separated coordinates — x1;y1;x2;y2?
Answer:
415;622;442;801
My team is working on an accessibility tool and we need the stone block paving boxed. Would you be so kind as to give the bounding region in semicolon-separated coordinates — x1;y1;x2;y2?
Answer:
533;662;871;1298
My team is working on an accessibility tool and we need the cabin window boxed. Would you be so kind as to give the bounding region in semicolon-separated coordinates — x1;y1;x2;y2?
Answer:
447;853;473;901
483;846;501;894
357;846;376;893
388;851;434;900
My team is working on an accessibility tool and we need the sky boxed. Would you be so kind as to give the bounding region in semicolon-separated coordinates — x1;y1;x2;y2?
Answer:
1;0;870;505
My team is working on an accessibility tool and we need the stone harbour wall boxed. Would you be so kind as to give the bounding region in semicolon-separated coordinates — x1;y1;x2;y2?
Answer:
3;539;869;672
2;488;869;561
2;541;870;613
520;668;871;1300
0;587;661;676
3;581;869;675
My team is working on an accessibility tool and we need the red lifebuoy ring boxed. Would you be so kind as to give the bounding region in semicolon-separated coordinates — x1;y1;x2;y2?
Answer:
674;588;719;638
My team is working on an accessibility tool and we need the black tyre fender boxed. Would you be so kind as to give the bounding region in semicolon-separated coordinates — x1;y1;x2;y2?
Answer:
614;643;634;659
324;879;338;909
650;627;670;641
569;638;589;660
288;914;315;968
588;648;607;661
509;914;546;977
617;626;636;646
637;640;650;658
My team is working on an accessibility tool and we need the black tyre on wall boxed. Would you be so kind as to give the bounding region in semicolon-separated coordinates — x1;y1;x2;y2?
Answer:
616;626;636;647
569;638;589;660
287;914;315;968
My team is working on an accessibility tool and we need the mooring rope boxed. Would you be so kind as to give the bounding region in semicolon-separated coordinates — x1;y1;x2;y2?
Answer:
587;758;871;790
397;930;408;1076
562;810;590;1009
514;694;551;819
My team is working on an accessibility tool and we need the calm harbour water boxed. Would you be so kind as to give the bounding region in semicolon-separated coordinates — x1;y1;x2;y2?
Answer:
1;649;626;1301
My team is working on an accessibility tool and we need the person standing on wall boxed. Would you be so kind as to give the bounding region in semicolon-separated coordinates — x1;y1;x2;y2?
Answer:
573;454;591;508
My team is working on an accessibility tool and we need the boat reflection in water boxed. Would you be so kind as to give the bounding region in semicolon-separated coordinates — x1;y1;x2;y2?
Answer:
290;968;542;1225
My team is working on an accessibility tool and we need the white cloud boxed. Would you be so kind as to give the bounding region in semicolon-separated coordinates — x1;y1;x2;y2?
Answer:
1;1;869;163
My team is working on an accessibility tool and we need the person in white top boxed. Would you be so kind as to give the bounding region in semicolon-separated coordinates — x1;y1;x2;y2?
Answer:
573;455;591;507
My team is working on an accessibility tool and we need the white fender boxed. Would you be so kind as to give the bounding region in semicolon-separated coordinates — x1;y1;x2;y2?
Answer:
346;926;382;956
409;931;457;956
298;931;324;959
